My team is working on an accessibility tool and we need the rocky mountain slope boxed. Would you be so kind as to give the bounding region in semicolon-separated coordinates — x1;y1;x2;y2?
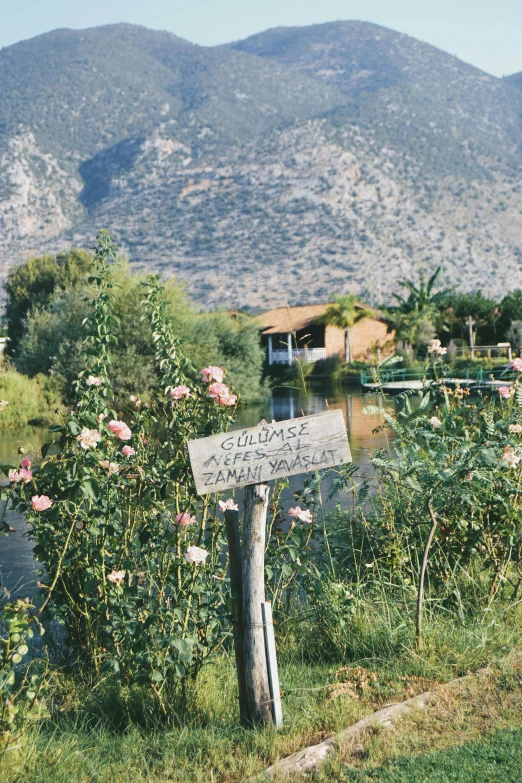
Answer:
1;21;521;307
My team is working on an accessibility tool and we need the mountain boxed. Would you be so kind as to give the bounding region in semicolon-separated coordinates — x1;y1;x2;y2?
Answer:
0;21;522;308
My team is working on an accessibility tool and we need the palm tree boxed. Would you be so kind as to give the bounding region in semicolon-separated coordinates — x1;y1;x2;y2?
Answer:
383;267;453;350
392;267;453;316
318;294;374;363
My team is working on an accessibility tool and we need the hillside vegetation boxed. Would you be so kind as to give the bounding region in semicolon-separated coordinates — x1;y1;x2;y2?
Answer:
0;21;522;306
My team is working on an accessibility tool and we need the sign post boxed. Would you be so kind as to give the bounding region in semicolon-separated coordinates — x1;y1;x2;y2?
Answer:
188;410;351;726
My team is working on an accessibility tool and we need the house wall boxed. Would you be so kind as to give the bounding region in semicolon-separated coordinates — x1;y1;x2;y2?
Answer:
325;318;394;362
325;325;345;358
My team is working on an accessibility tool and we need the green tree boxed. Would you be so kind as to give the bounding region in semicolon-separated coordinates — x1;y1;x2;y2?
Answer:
437;291;500;346
391;267;453;317
4;249;92;356
384;267;453;350
13;260;267;405
317;294;373;363
498;290;522;339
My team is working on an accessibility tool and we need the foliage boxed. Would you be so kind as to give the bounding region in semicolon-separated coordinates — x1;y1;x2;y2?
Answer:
12;258;267;406
323;379;522;650
498;289;522;337
437;290;500;346
4;249;92;357
507;320;522;356
391;267;452;315
383;267;451;349
0;369;60;432
0;598;49;746
189;311;269;404
5;234;241;711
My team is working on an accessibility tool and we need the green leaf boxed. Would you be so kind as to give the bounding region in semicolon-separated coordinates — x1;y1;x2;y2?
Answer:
151;670;164;682
67;420;82;436
81;478;100;500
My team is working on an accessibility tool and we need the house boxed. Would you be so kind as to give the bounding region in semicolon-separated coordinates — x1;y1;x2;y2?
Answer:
258;303;393;366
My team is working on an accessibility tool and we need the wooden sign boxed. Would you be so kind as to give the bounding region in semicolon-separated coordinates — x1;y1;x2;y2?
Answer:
188;409;351;495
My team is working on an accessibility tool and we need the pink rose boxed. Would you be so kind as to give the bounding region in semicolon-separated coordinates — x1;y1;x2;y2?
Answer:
21;458;31;469
208;382;229;401
108;420;132;441
86;375;104;386
498;386;514;399
8;469;31;484
288;506;313;523
429;416;442;429
510;358;522;372
170;385;191;400
509;423;522;434
200;366;225;384
122;445;135;457
175;512;196;526
218;498;239;512
184;545;209;564
218;393;238;407
31;495;53;512
100;460;119;474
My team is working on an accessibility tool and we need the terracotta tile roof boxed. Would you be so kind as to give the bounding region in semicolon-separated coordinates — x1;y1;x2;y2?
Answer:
257;303;373;334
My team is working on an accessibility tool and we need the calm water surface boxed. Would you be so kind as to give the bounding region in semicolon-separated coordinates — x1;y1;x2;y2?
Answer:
0;388;389;597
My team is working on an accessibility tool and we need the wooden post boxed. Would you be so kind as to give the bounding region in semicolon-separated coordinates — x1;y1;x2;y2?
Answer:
224;508;249;725
262;601;283;727
242;483;272;725
468;316;474;359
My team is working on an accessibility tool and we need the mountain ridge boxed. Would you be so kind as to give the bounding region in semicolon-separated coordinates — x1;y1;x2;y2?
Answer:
0;21;521;308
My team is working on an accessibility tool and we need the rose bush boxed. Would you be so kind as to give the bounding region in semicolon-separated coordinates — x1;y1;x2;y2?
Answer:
5;234;240;711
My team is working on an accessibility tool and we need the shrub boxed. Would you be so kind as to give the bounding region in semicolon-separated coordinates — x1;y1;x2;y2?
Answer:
6;235;244;713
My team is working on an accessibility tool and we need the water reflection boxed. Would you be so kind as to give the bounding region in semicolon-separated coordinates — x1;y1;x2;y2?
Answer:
0;427;48;597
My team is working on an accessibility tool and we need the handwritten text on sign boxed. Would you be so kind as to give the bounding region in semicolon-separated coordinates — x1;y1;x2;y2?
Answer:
188;410;352;495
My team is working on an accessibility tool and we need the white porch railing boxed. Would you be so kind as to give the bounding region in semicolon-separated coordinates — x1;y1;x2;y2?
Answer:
270;348;327;365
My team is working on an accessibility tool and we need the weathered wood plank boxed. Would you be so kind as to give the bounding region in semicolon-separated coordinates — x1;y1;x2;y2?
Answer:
242;483;273;726
188;410;351;495
224;508;249;725
262;601;283;727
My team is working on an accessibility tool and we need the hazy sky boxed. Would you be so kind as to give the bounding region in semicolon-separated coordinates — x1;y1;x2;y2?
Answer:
0;0;520;77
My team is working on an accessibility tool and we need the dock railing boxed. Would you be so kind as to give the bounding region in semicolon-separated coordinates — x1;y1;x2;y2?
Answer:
360;364;516;387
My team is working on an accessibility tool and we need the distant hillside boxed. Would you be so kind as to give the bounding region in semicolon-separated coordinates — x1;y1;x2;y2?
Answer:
0;21;521;307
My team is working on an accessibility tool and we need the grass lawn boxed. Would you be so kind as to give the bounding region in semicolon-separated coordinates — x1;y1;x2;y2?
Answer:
2;650;522;783
310;655;522;783
333;727;522;782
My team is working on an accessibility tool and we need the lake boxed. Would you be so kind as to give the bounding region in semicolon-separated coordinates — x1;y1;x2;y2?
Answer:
0;386;388;597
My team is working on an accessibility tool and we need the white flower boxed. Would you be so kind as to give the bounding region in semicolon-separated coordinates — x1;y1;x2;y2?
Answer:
78;428;102;449
107;569;126;585
218;498;239;512
184;546;209;564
